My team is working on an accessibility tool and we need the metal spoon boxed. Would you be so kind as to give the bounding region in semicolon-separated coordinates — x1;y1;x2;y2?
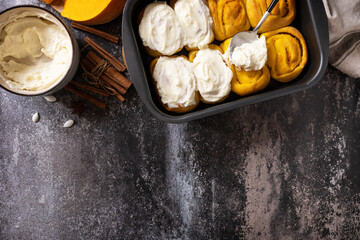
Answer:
229;0;279;61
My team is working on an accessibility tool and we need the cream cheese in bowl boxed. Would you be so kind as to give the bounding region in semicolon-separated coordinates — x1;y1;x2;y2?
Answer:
0;6;79;96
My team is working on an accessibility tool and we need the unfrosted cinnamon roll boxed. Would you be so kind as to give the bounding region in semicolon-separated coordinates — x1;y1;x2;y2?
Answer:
150;56;199;113
231;67;271;96
245;0;296;33
208;0;251;41
221;38;270;96
261;26;308;83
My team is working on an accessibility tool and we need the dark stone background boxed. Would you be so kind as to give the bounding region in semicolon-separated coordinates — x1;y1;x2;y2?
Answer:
1;1;359;239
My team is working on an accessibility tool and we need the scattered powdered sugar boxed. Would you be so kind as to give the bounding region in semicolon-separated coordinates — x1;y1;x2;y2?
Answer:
38;195;45;204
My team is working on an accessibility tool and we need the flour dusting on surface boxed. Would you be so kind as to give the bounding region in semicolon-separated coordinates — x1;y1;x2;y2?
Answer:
165;124;198;234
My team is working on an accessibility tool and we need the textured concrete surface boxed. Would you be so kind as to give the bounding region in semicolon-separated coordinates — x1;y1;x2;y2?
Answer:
1;1;360;239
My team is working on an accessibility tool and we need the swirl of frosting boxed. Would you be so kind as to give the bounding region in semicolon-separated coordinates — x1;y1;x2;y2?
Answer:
231;35;267;71
174;0;214;50
246;0;296;33
0;11;72;92
261;26;308;83
139;2;184;56
190;47;233;103
152;56;197;109
208;0;250;41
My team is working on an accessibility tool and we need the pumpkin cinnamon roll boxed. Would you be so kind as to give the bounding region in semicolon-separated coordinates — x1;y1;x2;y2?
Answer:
189;45;233;104
208;0;251;41
261;26;308;83
150;56;199;113
231;67;271;96
245;0;296;33
171;0;214;50
139;2;184;57
221;38;270;96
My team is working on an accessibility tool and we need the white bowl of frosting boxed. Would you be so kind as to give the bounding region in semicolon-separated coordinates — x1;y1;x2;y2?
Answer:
0;6;79;96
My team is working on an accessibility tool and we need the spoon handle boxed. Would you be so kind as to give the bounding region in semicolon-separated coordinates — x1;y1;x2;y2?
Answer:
267;0;279;12
252;0;279;33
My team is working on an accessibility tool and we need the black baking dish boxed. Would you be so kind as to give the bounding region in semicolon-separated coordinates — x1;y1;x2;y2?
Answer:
122;0;329;123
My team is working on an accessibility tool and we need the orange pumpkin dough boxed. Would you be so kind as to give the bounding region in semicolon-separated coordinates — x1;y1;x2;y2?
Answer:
208;0;251;41
261;26;308;83
245;0;296;33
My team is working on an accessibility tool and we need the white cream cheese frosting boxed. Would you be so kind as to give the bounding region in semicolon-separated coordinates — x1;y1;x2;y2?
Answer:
139;2;184;55
153;57;197;108
230;35;267;71
193;49;233;103
0;10;72;92
174;0;214;49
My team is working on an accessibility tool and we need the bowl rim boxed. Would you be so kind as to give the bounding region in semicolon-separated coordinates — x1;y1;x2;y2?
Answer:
122;0;329;123
0;5;77;97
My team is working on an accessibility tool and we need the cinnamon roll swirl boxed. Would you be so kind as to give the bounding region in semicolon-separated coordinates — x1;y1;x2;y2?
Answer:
208;0;251;41
261;26;308;83
245;0;296;33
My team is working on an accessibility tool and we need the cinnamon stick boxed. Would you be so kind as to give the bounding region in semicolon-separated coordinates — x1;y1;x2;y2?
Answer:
102;75;127;95
84;37;126;72
80;57;127;95
71;80;110;97
65;84;107;110
86;51;132;90
71;22;119;44
115;93;125;102
50;0;64;13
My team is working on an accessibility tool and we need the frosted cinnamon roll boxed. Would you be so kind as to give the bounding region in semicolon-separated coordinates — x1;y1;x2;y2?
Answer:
189;45;233;103
208;0;250;41
221;38;270;96
172;0;214;50
139;2;184;57
261;26;308;83
150;56;199;113
245;0;296;33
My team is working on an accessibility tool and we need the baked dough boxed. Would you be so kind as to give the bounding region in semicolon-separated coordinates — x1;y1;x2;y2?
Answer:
261;26;308;83
245;0;296;33
208;0;251;41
